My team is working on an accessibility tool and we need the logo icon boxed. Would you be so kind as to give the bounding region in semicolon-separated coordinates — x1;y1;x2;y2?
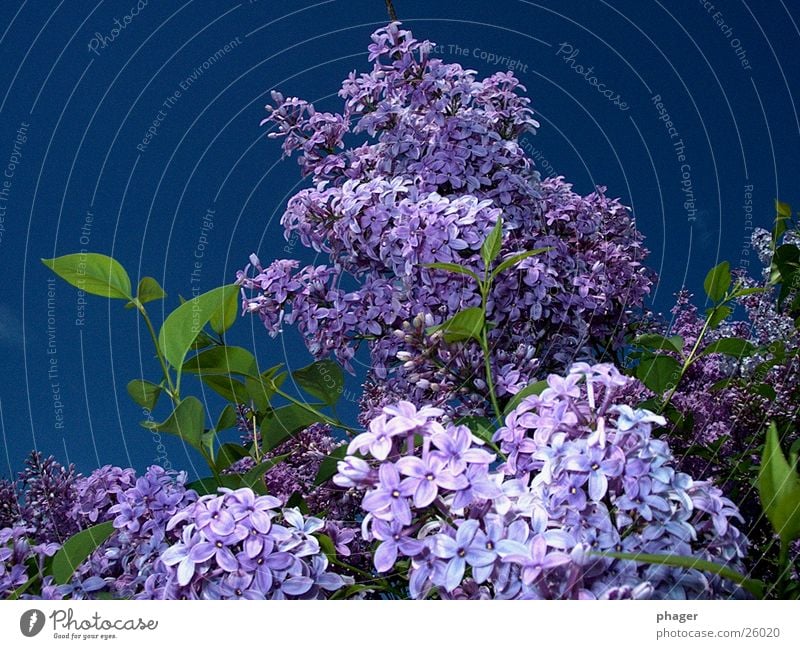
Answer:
20;609;45;637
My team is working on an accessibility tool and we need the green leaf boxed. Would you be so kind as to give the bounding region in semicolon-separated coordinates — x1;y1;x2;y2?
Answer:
636;355;681;395
481;218;504;266
241;454;291;491
244;366;286;411
142;396;206;454
751;383;777;401
709;378;734;392
698;337;756;358
292;360;344;406
503;380;548;415
491;248;551;280
316;533;337;560
314;446;348;486
158;283;239;373
214;443;250;472
190;330;218;352
706;304;732;329
595;551;764;599
136;276;166;304
703;261;731;303
51;522;115;584
633;333;684;355
424;262;481;283
431;307;484;344
201;374;250;404
182;346;258;377
42;253;132;300
126;379;163;410
733;286;768;298
775;200;793;242
456;416;495;445
262;403;325;452
758;422;800;544
215;404;239;432
789;439;800;470
209;281;240;336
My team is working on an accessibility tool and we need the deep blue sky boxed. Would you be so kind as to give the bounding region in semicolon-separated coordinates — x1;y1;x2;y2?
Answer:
1;0;798;480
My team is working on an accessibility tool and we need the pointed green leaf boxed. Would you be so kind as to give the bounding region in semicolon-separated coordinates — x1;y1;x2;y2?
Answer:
431;307;484;344
706;304;732;329
733;286;768;298
292;360;344;406
182;346;258;377
42;253;132;300
142;396;206;453
262;403;325;452
424;262;481;283
314;446;348;486
158;283;239;372
503;380;548;415
481;218;504;266
241;454;291;491
703;261;731;303
758;422;800;544
51;522;115;584
126;379;163;410
136;276;166;305
209;281;240;336
633;334;684;355
201;374;250;404
698;337;756;358
636;355;681;395
491;248;551;280
456;416;496;445
215;443;250;472
215;404;239;432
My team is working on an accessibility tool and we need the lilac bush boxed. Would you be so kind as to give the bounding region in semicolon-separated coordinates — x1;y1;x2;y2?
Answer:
335;362;748;599
238;23;652;418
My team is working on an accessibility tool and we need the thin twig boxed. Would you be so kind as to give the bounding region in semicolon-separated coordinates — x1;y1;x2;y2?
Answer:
385;0;398;21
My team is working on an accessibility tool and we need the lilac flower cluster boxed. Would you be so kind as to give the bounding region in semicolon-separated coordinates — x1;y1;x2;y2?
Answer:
0;461;196;600
226;416;367;563
143;488;350;599
336;363;748;599
658;229;799;475
0;526;60;598
238;23;652;417
16;452;80;544
644;228;800;584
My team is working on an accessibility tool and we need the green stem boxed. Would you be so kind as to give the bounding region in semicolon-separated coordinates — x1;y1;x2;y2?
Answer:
385;0;398;21
479;280;503;422
137;303;178;401
660;303;718;413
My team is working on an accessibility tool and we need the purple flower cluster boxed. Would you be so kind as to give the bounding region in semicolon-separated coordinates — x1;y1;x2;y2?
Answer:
0;463;197;600
62;466;198;599
0;526;60;598
16;452;80;544
336;363;748;599
144;488;350;599
239;23;652;417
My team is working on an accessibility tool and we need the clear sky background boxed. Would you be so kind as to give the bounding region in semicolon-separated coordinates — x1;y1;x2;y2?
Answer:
1;0;798;480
